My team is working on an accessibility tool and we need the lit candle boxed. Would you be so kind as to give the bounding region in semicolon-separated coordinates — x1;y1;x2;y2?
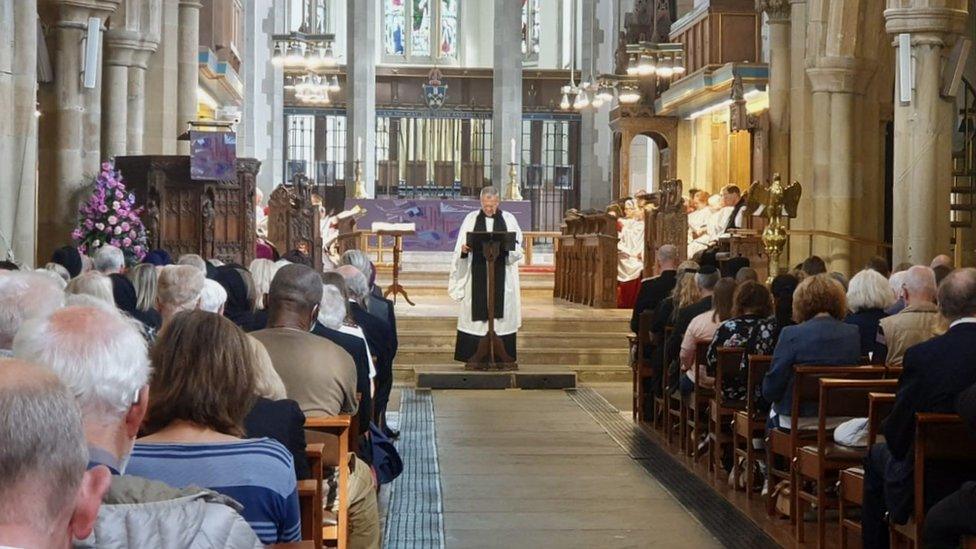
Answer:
357;137;363;160
510;138;516;164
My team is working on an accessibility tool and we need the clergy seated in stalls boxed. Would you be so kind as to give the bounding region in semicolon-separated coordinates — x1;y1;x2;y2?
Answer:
0;271;64;357
0;359;112;549
877;265;946;366
923;380;976;546
704;281;778;404
678;277;737;395
664;265;721;390
862;268;976;549
251;264;381;549
762;274;861;430
630;244;679;334
449;186;524;363
844;269;895;362
198;276;312;480
12;306;262;548
615;198;646;309
687;194;725;257
124;311;301;545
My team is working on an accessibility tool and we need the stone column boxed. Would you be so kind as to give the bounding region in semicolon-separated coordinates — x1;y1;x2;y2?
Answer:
346;0;377;196
37;0;120;263
885;2;967;265
787;0;811;263
177;0;201;155
102;38;133;158
240;0;283;193
126;55;148;153
758;0;790;182
807;62;857;274
492;0;523;193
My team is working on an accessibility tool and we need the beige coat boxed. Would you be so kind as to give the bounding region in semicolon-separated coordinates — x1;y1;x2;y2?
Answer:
879;302;946;365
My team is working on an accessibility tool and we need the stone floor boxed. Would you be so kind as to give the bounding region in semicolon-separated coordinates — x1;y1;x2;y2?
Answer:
384;387;722;549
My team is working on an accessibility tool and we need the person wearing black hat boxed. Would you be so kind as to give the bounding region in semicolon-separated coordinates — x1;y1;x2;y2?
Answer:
51;245;82;279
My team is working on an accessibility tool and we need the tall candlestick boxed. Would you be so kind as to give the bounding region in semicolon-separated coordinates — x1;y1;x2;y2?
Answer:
510;138;516;164
357;137;363;160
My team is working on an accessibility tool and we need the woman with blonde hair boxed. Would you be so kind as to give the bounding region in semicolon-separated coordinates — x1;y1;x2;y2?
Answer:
65;271;115;306
127;263;158;312
844;268;895;359
248;258;278;310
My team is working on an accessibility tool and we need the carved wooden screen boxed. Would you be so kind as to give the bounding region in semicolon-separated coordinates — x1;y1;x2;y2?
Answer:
267;184;323;271
643;179;688;278
116;156;257;267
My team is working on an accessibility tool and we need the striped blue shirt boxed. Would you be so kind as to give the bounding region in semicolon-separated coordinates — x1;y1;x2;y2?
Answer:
128;438;301;544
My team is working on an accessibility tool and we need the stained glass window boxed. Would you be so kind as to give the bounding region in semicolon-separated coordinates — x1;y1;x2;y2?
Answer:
439;0;458;59
411;0;431;57
384;0;406;56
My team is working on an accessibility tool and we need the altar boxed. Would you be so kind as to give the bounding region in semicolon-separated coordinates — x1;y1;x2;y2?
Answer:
344;198;532;252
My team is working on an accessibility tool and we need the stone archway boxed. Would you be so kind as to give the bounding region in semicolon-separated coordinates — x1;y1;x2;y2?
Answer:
610;115;678;200
627;132;670;196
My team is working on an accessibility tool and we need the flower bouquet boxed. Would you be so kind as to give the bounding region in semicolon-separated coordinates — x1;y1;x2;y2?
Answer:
72;161;149;264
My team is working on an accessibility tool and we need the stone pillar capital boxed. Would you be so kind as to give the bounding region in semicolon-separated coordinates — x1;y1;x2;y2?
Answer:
884;2;968;36
757;0;791;22
806;59;859;94
178;0;202;9
105;28;160;68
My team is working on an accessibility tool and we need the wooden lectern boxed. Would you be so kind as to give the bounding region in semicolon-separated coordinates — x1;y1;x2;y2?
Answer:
464;231;518;371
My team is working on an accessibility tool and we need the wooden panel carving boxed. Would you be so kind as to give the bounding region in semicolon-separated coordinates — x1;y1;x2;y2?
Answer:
643;179;688;278
267;183;323;271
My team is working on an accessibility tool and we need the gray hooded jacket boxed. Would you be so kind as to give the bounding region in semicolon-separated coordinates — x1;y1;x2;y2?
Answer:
75;474;263;549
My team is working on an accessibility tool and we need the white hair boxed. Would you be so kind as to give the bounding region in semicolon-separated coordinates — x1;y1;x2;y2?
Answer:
199;279;228;313
337;265;369;301
902;265;938;300
176;254;207;274
318;284;347;330
656;244;677;265
888;269;908;298
13;306;151;423
33;268;67;290
64;293;117;312
480;186;500;199
157;265;205;312
847;269;896;313
43;263;71;283
65;271;115;306
340;249;373;280
0;272;65;349
249;258;280;310
93;245;125;274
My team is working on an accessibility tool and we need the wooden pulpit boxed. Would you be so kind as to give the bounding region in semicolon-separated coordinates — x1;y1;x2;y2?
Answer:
267;183;323;271
464;230;518;371
115;155;258;266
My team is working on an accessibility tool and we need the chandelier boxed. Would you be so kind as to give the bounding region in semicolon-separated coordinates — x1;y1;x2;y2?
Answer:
624;42;685;79
285;73;341;106
271;30;337;70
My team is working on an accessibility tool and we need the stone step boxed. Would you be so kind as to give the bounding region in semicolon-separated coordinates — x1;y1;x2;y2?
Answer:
395;346;629;366
376;271;555;290
394;363;630;384
397;330;629;349
395;317;630;334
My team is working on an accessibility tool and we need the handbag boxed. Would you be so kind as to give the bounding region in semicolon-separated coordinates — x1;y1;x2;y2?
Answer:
369;423;403;485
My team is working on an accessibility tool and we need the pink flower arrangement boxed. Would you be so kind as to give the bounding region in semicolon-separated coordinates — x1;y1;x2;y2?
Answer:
73;160;149;264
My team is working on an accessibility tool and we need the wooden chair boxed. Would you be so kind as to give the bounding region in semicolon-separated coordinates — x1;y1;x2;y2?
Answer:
709;347;747;479
681;342;711;457
765;366;887;520
631;311;654;423
889;414;976;548
794;378;899;547
301;415;353;549
652;326;672;432
838;392;896;548
731;354;772;497
664;333;687;448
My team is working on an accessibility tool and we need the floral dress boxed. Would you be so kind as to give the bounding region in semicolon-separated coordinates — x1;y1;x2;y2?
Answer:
705;314;778;403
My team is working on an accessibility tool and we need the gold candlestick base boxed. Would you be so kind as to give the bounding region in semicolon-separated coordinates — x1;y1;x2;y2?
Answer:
505;162;523;201
353;160;368;199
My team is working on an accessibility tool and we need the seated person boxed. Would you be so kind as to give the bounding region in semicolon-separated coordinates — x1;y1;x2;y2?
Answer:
615;199;646;309
705;281;778;402
649;261;701;398
862;268;976;549
0;359;109;549
128;311;300;545
844;268;894;361
770;273;799;332
878;265;945;365
679;277;737;395
14;306;261;548
665;265;720;389
762;274;861;429
630;244;679;333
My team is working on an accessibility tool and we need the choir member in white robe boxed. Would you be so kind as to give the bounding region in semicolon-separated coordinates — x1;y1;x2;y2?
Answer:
448;186;524;362
617;199;645;308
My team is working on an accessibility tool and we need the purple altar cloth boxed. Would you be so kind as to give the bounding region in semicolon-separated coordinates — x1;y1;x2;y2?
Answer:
344;198;531;252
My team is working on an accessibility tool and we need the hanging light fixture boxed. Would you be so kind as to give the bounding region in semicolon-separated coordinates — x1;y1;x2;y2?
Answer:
626;54;639;76
657;55;674;78
559;85;571;110
328;74;340;93
618;85;641;104
573;89;590;110
595;83;614;103
673;54;686;75
637;54;655;76
272;42;286;66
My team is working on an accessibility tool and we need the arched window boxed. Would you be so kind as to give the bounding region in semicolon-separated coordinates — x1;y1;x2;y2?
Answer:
384;0;459;63
522;0;541;64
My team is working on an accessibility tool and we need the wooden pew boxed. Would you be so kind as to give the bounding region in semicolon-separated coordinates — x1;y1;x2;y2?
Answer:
631;311;654;423
653;326;673;432
889;414;976;548
685;343;715;460
838;392;896;548
709;347;747;479
664;334;692;449
765;366;888;520
794;378;899;547
731;355;772;497
301;415;353;549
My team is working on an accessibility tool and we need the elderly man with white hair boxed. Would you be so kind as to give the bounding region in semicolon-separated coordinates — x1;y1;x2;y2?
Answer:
341;250;398;348
878;265;945;365
0;359;110;549
92;245;125;275
13;306;261;548
156;264;205;324
337;265;395;435
0;271;64;356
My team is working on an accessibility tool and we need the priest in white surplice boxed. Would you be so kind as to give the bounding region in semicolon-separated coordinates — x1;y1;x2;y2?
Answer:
448;186;524;363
